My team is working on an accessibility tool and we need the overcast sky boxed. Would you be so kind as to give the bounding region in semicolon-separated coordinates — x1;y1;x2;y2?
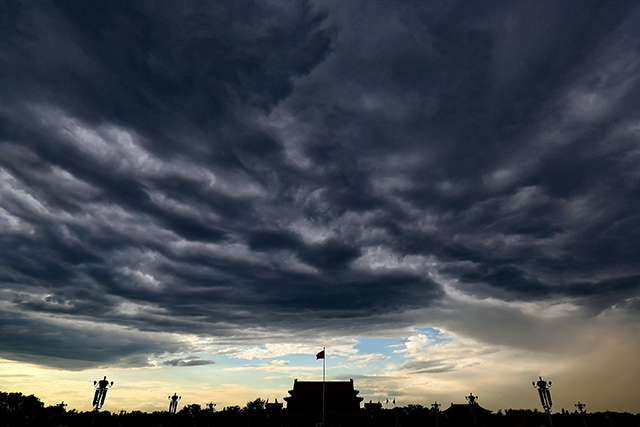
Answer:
1;0;640;414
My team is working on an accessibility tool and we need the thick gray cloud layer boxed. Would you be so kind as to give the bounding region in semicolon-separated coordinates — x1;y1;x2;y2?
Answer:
1;0;639;368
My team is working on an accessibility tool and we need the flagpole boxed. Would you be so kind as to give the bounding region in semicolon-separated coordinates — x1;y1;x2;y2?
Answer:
322;346;325;426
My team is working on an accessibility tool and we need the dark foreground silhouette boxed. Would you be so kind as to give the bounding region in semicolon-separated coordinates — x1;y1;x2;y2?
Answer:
2;391;638;427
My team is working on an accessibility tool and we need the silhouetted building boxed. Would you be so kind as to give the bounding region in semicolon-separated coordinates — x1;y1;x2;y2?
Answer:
265;398;283;411
364;400;383;411
269;379;371;426
443;403;492;426
284;379;364;412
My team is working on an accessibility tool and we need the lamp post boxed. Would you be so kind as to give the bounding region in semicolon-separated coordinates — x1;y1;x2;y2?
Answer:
206;402;216;427
465;393;479;427
91;377;113;426
575;402;587;427
54;402;67;427
431;401;441;427
532;377;553;426
167;393;181;427
92;377;114;410
168;393;181;414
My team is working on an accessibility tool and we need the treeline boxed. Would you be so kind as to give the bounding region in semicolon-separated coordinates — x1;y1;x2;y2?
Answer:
386;405;640;427
0;393;268;427
2;391;639;427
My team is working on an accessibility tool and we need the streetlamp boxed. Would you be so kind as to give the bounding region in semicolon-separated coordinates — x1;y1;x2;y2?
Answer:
168;393;181;414
205;402;216;427
92;377;114;411
575;402;587;427
54;401;67;427
431;401;441;427
92;377;113;427
465;393;479;427
465;393;478;406
532;376;553;426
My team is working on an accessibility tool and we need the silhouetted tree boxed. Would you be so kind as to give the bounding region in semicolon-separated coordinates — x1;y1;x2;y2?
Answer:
0;391;44;426
243;397;266;411
179;403;202;417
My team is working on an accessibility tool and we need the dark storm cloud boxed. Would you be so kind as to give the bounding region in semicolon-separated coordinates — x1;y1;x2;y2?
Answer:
0;310;182;370
1;0;640;367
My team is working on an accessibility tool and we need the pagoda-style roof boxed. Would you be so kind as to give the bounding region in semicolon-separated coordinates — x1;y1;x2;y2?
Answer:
283;379;363;412
443;403;492;416
265;398;283;411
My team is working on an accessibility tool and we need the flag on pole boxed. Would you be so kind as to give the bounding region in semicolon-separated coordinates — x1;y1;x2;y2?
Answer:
318;347;326;426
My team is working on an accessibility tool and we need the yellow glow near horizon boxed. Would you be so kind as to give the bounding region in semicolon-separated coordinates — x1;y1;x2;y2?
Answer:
2;320;639;414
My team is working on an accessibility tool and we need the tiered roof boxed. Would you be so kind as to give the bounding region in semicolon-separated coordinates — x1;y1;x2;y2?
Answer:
283;379;364;412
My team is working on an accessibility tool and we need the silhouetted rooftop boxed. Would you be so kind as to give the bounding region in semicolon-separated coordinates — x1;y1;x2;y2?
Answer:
284;379;363;412
444;403;492;416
